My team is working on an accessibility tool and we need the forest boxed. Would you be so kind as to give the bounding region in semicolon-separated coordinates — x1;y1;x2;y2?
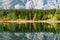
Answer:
0;9;60;33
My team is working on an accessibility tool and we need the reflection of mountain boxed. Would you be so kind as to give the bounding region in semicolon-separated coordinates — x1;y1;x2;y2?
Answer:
0;0;60;9
0;33;60;40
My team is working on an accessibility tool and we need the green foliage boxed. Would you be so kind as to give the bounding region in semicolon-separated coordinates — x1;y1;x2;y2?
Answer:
0;9;59;33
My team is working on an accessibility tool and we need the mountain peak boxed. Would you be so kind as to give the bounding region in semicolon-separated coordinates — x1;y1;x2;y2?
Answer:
0;0;60;9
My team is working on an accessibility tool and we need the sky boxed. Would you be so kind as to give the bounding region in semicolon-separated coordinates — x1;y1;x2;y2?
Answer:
44;0;47;5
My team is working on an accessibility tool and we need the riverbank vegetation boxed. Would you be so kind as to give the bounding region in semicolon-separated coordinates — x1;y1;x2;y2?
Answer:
0;9;60;33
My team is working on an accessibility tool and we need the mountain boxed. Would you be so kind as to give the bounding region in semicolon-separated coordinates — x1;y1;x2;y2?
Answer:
0;32;60;40
0;0;60;9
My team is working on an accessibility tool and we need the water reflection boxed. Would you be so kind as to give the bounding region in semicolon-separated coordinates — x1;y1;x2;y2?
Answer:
0;22;59;33
0;32;60;40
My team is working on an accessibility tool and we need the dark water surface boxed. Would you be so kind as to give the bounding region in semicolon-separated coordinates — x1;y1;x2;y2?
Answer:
0;23;59;33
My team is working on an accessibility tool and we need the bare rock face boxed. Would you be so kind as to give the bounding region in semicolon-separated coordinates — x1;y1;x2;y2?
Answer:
0;32;60;40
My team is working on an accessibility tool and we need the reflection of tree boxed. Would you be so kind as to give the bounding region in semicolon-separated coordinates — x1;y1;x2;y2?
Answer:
0;9;59;33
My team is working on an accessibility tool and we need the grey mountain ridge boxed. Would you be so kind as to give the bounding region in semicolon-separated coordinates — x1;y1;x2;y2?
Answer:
0;0;60;9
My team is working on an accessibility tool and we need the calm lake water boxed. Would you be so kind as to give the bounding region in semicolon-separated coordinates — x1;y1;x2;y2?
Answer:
0;32;60;40
0;23;59;33
0;23;60;40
